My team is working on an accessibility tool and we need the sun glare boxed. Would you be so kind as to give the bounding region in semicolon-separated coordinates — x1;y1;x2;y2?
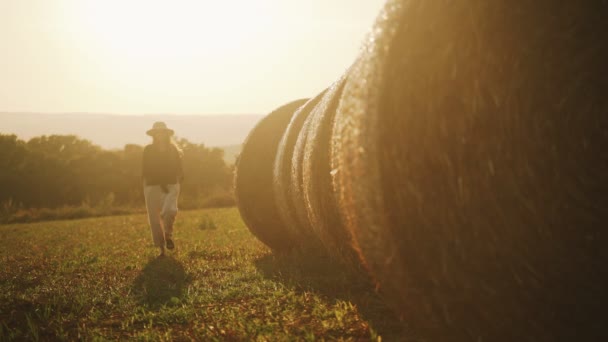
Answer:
27;0;386;113
72;0;274;68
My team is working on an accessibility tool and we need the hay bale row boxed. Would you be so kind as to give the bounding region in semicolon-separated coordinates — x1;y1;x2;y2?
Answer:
236;0;607;340
234;99;308;252
301;75;360;264
238;81;361;260
272;92;327;249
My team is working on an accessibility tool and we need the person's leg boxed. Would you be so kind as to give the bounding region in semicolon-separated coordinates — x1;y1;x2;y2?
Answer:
144;185;166;255
160;184;180;249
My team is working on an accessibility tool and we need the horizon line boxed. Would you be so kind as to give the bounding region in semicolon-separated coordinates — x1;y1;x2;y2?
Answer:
0;111;265;117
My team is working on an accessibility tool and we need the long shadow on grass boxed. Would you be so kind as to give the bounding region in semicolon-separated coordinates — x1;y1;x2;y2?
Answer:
255;252;409;340
132;256;188;308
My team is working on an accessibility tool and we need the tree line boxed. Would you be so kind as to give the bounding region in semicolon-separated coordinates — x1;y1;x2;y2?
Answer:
0;133;234;210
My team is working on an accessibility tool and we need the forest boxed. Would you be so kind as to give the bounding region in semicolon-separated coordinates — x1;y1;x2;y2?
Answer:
0;133;234;222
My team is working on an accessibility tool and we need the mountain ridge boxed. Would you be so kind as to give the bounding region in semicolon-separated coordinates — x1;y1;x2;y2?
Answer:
0;112;263;150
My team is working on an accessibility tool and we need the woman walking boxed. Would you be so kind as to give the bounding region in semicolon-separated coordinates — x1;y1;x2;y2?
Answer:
142;122;184;256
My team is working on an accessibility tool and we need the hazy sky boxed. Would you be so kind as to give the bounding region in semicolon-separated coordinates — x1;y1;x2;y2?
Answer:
0;0;386;115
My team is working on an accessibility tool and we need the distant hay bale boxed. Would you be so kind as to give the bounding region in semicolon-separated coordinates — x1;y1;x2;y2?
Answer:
235;99;308;252
332;0;608;340
301;76;360;264
273;92;327;248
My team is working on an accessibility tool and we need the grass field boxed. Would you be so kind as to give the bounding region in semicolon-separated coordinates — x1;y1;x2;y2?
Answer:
0;208;408;341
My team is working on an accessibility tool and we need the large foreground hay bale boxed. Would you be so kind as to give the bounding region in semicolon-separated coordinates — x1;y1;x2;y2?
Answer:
273;92;327;248
235;99;308;252
332;0;607;340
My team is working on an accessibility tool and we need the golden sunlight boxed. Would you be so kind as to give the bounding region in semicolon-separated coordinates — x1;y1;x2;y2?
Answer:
1;0;385;114
72;0;274;66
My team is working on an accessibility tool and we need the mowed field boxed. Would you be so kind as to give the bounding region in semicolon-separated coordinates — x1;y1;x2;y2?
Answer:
0;208;407;341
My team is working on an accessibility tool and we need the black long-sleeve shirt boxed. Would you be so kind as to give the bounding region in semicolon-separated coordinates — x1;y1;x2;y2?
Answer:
142;144;184;186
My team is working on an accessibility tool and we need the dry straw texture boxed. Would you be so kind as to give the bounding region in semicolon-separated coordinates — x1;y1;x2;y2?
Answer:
301;76;359;264
332;0;607;340
273;93;327;248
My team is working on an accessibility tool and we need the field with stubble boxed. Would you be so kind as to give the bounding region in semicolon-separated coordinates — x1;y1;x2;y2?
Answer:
0;208;406;341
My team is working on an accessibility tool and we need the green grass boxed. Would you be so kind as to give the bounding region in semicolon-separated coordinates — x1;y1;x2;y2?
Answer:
0;208;408;341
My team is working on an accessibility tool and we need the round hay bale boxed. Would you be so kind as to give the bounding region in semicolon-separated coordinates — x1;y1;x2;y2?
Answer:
301;75;360;264
235;99;308;252
290;100;323;250
332;0;608;340
273;92;327;249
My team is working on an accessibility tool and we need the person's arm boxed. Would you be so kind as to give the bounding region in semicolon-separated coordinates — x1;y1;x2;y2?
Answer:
142;146;150;186
176;149;184;184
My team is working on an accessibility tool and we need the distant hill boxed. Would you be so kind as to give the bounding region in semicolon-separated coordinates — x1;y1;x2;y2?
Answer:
220;144;243;165
0;113;263;151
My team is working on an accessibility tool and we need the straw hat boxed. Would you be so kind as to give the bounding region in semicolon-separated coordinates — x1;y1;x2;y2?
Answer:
146;121;174;136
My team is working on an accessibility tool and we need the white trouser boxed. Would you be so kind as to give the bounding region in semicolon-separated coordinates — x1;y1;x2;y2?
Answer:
144;184;180;247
